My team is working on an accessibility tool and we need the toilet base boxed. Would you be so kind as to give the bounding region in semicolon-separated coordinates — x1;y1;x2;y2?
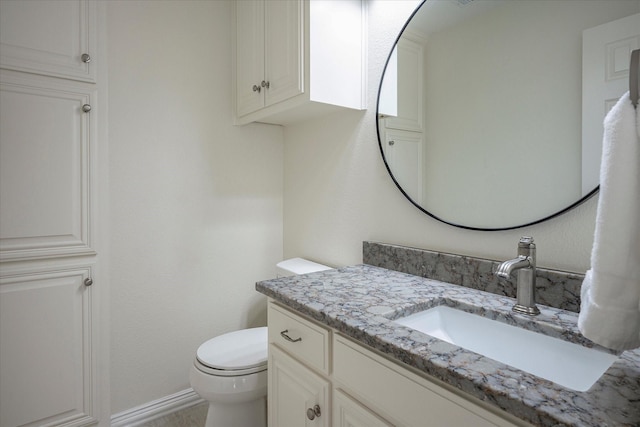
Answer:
204;397;266;427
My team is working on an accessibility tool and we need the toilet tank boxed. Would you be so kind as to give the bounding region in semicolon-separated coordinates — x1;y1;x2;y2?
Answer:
276;258;332;277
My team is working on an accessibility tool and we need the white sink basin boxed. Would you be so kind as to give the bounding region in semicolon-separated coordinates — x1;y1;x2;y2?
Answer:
393;306;617;391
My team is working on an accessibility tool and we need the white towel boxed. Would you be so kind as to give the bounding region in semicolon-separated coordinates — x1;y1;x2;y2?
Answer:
578;91;640;351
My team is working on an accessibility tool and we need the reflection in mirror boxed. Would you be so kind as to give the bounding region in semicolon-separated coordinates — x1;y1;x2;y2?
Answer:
377;0;640;230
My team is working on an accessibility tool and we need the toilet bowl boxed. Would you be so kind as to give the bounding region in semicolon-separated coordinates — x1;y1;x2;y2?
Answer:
190;258;331;427
189;327;268;427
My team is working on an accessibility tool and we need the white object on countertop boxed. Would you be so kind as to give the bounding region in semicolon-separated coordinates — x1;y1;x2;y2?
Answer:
578;91;640;351
276;257;333;277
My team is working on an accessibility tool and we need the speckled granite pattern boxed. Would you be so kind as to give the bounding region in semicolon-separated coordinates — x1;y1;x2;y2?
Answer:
256;265;640;427
363;241;584;312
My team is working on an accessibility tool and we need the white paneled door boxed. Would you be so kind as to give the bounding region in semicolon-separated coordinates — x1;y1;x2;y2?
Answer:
0;1;106;426
582;13;640;194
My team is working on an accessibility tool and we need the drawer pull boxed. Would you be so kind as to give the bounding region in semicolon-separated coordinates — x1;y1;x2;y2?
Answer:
280;329;302;343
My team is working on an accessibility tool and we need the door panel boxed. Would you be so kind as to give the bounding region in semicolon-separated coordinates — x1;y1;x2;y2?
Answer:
269;345;329;427
264;0;303;106
582;13;640;193
0;0;96;82
0;74;95;261
236;0;265;117
0;266;97;427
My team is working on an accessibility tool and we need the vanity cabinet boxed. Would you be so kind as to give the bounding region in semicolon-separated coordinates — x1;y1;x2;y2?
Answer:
234;0;366;125
267;302;331;426
268;300;528;427
269;346;331;427
0;0;97;82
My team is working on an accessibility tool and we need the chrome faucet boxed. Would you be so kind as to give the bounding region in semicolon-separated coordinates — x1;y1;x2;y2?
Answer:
495;236;540;316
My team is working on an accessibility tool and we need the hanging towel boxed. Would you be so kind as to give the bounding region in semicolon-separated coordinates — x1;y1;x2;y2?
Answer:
578;91;640;351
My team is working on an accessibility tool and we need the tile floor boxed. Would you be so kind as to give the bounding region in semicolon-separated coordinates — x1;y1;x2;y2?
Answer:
137;402;208;427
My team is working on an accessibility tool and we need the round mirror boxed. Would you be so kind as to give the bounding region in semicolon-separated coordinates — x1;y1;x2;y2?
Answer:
377;0;639;230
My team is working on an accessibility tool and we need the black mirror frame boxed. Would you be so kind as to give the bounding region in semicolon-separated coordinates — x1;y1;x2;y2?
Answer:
375;0;599;231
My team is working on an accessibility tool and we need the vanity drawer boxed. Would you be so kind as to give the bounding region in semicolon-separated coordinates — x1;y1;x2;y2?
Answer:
333;334;526;427
268;301;330;375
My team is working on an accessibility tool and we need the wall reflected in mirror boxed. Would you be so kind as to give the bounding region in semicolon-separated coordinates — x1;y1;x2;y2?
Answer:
377;0;640;230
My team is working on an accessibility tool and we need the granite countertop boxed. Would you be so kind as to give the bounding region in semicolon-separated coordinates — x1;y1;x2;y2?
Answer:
256;264;640;427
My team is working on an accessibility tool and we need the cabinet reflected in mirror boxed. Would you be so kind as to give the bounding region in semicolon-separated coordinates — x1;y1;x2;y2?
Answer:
377;0;640;230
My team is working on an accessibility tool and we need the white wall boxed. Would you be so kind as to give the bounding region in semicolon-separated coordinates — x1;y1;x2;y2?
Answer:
283;0;597;273
107;1;283;413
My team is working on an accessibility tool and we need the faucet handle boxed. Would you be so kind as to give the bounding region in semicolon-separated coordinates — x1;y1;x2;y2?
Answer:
517;236;536;258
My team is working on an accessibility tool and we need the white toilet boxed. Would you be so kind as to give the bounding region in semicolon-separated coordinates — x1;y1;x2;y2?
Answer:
189;258;331;427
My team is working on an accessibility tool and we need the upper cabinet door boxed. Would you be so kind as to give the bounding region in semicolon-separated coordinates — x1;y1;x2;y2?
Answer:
264;0;303;107
236;0;265;117
234;0;365;125
236;0;303;118
0;0;97;82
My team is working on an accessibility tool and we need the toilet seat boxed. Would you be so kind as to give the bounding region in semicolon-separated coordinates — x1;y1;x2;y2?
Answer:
195;327;267;377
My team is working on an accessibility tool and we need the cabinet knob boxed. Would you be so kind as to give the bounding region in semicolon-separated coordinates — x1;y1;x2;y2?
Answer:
81;53;91;63
82;104;92;113
306;404;321;420
261;80;270;89
388;140;395;146
84;277;93;287
252;84;261;93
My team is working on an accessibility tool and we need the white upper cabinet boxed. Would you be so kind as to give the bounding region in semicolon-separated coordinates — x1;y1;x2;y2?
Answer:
236;0;303;118
0;0;97;82
234;0;366;125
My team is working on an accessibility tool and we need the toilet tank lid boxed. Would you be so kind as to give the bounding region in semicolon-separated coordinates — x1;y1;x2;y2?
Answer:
196;327;267;370
277;258;332;275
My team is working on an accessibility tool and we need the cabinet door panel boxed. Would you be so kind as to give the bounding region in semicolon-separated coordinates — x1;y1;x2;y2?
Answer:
236;0;265;117
264;0;303;106
0;74;95;261
334;388;394;427
384;37;423;132
269;345;330;427
0;0;96;82
0;266;97;427
382;129;424;205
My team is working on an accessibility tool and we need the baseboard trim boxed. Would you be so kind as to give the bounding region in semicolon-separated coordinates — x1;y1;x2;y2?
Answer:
111;388;205;427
